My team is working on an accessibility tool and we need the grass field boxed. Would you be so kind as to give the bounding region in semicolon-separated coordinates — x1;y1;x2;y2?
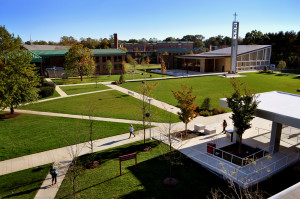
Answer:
0;163;51;199
0;113;146;161
55;140;227;199
120;72;300;109
60;84;110;95
20;90;180;123
52;64;169;85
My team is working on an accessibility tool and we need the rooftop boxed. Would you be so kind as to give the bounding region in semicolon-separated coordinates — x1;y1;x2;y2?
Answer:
177;45;271;58
220;91;300;129
23;44;71;51
31;49;126;57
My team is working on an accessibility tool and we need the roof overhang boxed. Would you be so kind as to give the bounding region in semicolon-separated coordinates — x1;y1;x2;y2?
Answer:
220;91;300;129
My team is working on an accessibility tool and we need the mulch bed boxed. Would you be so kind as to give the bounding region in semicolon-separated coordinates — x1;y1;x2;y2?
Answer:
214;143;266;166
171;130;205;140
0;112;21;120
85;161;100;169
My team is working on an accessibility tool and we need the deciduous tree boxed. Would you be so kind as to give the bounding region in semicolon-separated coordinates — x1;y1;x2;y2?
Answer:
226;79;259;154
172;84;198;134
64;44;95;81
104;60;112;76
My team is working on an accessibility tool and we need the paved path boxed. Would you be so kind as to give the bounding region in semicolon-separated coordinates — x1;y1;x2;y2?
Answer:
45;78;68;97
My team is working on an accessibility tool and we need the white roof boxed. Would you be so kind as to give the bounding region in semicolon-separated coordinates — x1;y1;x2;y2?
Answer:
220;91;300;128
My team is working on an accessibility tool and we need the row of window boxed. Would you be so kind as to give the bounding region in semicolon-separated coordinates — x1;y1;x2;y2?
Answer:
96;64;123;71
95;56;123;63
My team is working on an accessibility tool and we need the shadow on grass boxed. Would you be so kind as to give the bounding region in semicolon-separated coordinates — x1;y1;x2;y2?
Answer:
2;187;40;198
99;138;128;146
293;76;300;79
120;151;227;199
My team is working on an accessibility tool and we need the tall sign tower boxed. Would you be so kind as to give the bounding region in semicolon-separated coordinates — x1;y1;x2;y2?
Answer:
230;12;239;73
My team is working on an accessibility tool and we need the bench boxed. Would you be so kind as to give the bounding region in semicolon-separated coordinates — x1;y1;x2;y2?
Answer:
204;126;216;135
194;124;205;132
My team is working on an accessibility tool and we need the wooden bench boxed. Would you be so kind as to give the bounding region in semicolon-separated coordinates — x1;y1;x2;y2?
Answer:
194;124;205;132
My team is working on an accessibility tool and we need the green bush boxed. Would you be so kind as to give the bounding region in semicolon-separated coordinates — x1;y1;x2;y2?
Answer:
200;110;211;117
43;81;56;88
263;66;268;72
201;97;211;111
39;86;55;98
119;74;125;84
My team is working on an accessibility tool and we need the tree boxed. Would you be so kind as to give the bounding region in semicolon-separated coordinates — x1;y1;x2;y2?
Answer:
119;47;128;52
104;60;112;76
226;79;259;154
138;82;157;144
172;84;198;134
277;60;286;70
0;50;40;114
64;44;95;81
0;26;40;114
127;54;137;79
164;37;178;41
0;25;21;53
59;36;78;46
128;39;138;43
99;38;110;49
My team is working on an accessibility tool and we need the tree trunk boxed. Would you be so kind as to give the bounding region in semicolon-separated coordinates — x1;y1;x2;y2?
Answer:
238;134;242;154
80;75;83;81
10;105;14;114
185;122;188;134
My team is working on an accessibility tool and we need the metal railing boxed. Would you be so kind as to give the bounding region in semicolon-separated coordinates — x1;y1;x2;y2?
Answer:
207;145;267;167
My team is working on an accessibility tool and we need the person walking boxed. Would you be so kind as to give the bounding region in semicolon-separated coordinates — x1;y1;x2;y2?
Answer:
129;124;135;139
222;120;227;133
50;166;58;185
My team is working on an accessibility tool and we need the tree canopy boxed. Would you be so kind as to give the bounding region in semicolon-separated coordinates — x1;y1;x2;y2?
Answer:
64;44;95;81
0;26;40;114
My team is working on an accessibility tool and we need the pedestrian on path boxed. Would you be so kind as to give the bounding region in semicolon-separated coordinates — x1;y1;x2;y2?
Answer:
222;120;227;134
50;166;58;185
129;124;135;139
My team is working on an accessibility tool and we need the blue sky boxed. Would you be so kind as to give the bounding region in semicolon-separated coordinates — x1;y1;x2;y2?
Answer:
1;0;299;42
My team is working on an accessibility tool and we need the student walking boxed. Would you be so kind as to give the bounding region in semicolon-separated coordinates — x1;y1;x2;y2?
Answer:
129;124;135;139
222;120;227;133
50;166;58;185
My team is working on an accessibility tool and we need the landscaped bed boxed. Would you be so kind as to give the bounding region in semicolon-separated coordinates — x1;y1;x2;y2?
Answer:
171;130;205;140
213;143;266;166
0;163;51;199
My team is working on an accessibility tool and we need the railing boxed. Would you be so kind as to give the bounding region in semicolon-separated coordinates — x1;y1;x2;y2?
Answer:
190;147;299;187
207;145;267;167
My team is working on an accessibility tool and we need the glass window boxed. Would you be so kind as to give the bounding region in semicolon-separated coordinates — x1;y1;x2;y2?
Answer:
95;57;99;63
102;56;106;62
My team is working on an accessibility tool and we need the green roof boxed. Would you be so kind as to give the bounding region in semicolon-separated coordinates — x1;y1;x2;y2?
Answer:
28;50;42;62
31;49;126;57
31;50;68;57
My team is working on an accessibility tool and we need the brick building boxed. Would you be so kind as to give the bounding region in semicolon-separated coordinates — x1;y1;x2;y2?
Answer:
29;47;126;76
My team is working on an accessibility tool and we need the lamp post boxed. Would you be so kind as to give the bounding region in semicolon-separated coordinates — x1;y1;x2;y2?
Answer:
147;97;153;140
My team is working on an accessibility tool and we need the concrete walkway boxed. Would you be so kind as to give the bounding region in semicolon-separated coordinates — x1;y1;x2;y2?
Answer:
45;78;68;97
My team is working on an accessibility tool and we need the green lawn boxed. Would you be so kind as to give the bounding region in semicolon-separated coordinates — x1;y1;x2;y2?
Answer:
0;163;51;199
120;73;300;109
56;140;227;199
52;63;169;85
19;90;180;123
60;84;110;95
0;113;146;161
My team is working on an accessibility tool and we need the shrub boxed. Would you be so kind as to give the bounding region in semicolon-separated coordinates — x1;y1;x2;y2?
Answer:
39;86;55;98
43;81;56;88
200;110;211;117
201;97;211;111
212;108;220;115
263;66;268;72
119;74;125;84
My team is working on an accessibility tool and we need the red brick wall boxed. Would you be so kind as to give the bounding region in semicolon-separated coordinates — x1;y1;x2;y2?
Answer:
49;56;65;67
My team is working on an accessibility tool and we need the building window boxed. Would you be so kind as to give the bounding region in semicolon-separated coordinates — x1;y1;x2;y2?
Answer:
102;56;106;62
114;64;118;70
107;56;111;61
97;65;100;71
119;64;123;70
95;57;99;63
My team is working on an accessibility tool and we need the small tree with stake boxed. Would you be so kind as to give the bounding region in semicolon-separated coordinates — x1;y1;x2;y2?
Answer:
226;79;259;154
172;84;198;134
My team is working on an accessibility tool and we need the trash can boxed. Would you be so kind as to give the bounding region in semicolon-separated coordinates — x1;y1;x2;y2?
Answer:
226;130;233;142
207;143;216;154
